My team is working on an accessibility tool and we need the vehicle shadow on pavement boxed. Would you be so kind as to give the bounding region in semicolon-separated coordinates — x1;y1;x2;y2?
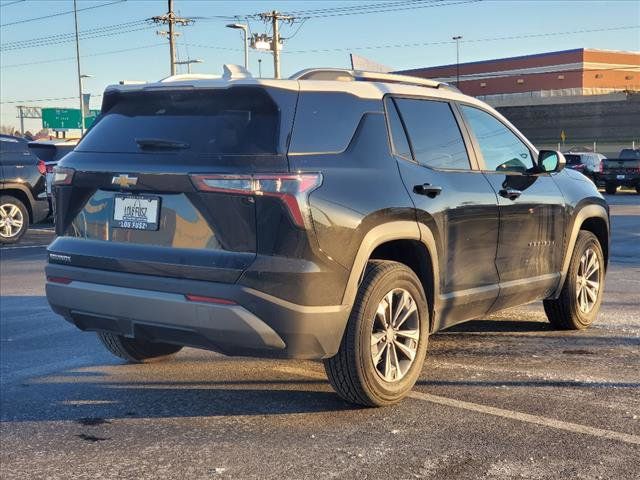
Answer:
442;319;552;333
1;360;360;423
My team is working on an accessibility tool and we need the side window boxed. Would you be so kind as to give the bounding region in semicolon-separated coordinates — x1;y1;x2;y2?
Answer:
460;105;533;173
393;98;471;170
289;92;382;154
384;97;411;161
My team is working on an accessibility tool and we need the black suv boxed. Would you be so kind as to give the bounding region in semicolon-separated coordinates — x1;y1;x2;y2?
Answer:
0;134;49;244
45;68;609;406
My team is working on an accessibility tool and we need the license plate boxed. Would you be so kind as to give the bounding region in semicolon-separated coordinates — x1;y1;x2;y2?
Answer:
617;174;625;180
112;194;160;231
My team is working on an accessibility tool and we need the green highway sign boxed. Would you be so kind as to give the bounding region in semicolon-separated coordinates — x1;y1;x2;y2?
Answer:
42;108;100;130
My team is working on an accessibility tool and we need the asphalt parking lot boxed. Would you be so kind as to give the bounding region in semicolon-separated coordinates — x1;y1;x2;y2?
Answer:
1;192;638;480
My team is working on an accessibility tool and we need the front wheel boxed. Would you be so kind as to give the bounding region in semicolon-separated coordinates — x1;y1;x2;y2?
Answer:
323;260;429;406
543;231;605;330
97;332;183;363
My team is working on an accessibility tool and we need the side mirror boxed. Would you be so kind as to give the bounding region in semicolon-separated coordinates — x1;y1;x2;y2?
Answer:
538;150;565;173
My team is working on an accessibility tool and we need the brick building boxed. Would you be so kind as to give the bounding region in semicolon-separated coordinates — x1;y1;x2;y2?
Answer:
396;48;640;100
396;49;640;154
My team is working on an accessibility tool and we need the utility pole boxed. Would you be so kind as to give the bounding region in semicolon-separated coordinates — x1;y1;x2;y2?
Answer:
452;35;462;87
73;0;85;135
151;0;193;76
258;11;294;79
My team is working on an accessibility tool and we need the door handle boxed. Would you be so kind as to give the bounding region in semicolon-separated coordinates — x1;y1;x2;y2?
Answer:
499;187;522;200
414;183;442;198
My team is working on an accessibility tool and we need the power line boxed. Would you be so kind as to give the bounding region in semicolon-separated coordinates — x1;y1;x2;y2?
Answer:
280;0;467;18
1;94;103;105
0;20;153;51
1;0;126;27
0;43;165;70
0;0;25;7
281;24;640;54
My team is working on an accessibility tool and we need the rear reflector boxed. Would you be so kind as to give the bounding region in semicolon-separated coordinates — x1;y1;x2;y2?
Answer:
47;276;73;285
185;294;236;305
190;173;322;228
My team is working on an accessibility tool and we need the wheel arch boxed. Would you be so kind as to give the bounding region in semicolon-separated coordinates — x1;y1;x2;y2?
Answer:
551;203;609;299
341;221;440;332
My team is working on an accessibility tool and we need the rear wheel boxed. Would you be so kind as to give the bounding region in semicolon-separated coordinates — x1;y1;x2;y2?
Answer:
323;260;429;406
605;183;617;195
543;231;605;330
635;185;640;194
97;332;183;363
0;196;28;245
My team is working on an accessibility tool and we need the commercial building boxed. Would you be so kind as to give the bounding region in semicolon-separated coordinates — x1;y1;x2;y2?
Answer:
397;49;640;154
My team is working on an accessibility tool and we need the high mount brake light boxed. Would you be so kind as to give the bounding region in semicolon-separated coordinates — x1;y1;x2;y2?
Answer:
191;173;322;228
52;167;75;186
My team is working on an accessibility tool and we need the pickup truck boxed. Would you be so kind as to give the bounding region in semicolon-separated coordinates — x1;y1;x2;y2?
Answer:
599;148;640;194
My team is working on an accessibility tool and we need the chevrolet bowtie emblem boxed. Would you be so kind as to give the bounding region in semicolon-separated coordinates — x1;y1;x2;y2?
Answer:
112;174;138;188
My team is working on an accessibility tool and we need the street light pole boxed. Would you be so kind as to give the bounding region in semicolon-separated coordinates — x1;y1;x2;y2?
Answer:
452;35;462;88
258;58;262;78
73;0;85;135
174;58;203;74
226;23;249;69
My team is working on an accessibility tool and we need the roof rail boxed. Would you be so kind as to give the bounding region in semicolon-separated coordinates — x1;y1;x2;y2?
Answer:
289;68;442;89
159;73;221;83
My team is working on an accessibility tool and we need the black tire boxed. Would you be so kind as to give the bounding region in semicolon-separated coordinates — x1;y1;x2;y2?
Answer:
97;332;183;363
323;260;429;407
635;185;640;194
605;183;617;195
0;195;29;245
543;231;605;330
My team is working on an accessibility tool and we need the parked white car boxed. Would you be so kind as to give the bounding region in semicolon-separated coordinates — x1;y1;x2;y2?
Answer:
563;151;607;175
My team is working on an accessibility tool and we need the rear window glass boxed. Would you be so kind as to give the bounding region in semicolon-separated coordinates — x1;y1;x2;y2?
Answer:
620;149;640;159
289;92;382;154
77;87;280;155
564;154;582;165
0;137;27;153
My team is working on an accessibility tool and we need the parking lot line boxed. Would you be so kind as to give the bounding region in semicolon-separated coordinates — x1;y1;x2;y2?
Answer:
275;366;640;446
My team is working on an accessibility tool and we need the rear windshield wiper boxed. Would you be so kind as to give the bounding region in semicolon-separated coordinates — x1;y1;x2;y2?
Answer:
135;138;190;150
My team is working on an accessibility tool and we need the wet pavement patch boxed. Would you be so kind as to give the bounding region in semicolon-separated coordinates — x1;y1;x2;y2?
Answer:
77;433;109;442
77;417;110;426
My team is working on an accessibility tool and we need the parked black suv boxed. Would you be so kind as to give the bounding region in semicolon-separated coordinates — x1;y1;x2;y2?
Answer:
0;134;49;244
45;68;609;406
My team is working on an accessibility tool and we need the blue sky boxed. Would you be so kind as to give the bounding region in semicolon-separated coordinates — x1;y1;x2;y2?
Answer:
1;0;639;131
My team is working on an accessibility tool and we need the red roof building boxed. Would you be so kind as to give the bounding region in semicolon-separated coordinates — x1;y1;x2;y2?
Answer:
397;48;640;102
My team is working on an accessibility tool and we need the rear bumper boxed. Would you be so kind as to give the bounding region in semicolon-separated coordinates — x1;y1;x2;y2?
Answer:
600;174;640;187
45;264;350;359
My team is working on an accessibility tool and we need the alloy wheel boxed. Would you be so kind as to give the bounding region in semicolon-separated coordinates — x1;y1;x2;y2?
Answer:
576;247;600;314
0;203;24;239
370;288;420;382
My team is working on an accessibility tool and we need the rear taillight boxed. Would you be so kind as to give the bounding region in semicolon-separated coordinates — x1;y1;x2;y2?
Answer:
599;161;603;173
191;173;322;228
52;166;75;185
37;160;46;175
47;276;73;285
185;294;236;305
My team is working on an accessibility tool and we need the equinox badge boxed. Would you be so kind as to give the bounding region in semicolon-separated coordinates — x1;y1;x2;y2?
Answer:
112;174;138;188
